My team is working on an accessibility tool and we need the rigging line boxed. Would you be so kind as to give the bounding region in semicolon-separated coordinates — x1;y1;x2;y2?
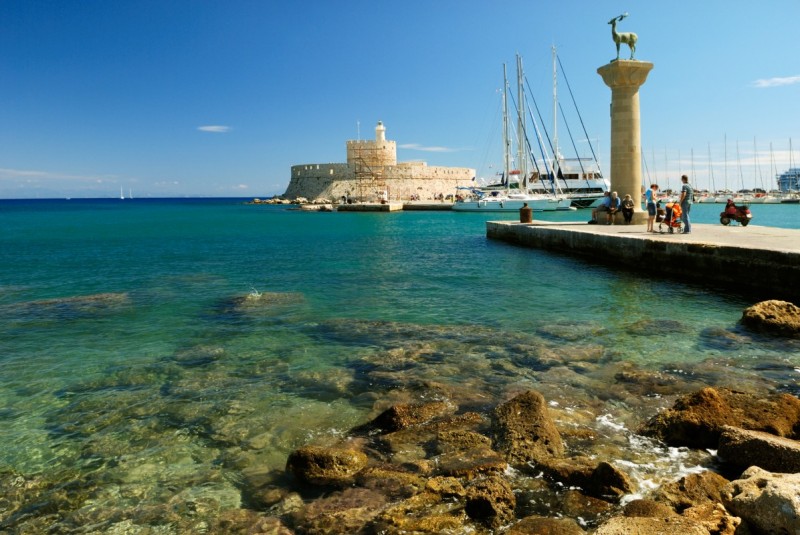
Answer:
524;77;560;193
641;150;652;185
556;54;601;173
507;86;549;184
557;100;590;189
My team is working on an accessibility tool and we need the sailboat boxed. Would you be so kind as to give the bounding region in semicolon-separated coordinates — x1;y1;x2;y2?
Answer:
120;187;125;200
453;57;573;212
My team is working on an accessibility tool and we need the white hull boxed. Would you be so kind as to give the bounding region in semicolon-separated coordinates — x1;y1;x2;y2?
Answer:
452;195;575;212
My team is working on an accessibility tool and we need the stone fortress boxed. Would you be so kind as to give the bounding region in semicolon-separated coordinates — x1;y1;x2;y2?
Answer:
281;121;475;202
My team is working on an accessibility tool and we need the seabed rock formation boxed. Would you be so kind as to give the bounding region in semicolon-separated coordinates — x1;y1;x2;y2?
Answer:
261;387;800;534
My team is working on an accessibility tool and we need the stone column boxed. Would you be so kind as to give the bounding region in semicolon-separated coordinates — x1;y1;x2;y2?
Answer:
597;60;653;224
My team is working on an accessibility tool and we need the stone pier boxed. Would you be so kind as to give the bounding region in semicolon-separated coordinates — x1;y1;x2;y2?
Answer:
597;60;654;225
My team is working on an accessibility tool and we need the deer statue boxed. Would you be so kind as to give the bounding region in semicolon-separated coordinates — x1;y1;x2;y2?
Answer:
609;13;637;60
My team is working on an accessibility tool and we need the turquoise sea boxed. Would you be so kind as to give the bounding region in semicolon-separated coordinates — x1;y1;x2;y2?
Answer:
1;198;799;532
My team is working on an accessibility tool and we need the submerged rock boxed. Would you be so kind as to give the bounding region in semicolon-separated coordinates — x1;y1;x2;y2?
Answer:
295;487;387;535
507;516;586;534
285;445;367;487
0;292;131;320
361;400;455;434
741;299;800;337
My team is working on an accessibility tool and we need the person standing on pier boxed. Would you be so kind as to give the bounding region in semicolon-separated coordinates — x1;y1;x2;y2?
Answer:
680;175;693;233
646;184;658;232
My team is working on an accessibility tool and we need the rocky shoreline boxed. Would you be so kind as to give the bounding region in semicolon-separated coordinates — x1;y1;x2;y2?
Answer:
1;299;799;533
253;301;800;534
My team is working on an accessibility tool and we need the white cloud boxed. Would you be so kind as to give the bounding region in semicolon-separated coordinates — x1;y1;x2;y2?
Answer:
0;168;114;182
751;75;800;88
198;125;231;133
235;184;248;189
398;143;466;153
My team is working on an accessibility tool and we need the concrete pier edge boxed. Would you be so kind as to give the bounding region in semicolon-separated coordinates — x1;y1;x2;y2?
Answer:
486;221;800;303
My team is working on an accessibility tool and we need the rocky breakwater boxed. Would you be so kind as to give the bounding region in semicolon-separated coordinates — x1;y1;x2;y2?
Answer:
239;382;800;534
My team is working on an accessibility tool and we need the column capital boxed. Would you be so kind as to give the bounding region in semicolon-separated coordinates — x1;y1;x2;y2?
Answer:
597;60;654;89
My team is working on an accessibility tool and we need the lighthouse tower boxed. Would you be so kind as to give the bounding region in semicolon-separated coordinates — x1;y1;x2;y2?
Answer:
346;120;397;167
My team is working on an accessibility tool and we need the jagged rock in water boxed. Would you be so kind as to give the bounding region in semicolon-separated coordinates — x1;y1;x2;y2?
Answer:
593;515;709;534
285;445;367;487
360;400;456;434
722;466;800;535
681;502;740;535
491;390;564;465
372;491;467;533
294;487;387;535
207;509;290;534
464;474;516;529
622;499;676;518
536;457;634;502
506;516;587;534
717;425;800;473
651;470;730;511
741;299;800;337
638;387;800;448
354;465;426;499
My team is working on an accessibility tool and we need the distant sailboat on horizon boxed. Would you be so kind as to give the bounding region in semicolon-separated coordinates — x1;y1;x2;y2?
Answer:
120;187;125;200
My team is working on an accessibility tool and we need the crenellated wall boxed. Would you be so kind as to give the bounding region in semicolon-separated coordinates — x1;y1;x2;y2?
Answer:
284;161;474;201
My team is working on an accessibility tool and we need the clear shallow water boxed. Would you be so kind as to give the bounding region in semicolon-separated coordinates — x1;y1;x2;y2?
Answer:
1;198;799;530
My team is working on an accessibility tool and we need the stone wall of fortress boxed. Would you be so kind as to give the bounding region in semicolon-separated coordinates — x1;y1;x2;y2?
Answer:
283;162;475;201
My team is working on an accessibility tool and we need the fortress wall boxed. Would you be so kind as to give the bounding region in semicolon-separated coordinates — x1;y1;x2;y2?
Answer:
346;140;397;167
283;163;475;201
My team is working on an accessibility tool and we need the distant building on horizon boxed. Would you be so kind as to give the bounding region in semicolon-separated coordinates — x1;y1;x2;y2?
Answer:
777;168;800;192
282;121;475;202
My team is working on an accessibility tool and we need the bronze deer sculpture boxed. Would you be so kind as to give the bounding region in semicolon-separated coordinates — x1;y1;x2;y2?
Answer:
609;13;637;60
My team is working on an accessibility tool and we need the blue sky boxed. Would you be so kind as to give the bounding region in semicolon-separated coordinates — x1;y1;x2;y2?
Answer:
1;0;798;198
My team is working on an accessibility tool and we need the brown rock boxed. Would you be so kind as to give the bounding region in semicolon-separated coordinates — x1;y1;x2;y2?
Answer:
639;387;800;448
593;515;710;534
506;515;586;534
296;487;387;535
434;429;492;454
424;476;466;499
560;489;614;518
652;470;731;511
623;499;677;518
360;400;455;433
373;491;467;533
722;466;800;535
741;299;800;337
492;390;564;465
717;425;800;472
354;465;426;499
376;412;485;457
681;502;740;535
436;446;507;479
285;445;368;487
464;474;516;529
207;509;284;534
536;457;634;502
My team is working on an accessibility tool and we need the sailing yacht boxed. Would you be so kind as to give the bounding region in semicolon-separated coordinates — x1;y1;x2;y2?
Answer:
453;58;573;212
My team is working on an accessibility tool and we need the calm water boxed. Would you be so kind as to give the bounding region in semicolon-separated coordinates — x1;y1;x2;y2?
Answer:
1;198;799;530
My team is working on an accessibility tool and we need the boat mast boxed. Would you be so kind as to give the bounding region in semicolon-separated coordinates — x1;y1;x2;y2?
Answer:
552;45;558;174
502;63;511;194
516;54;527;192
